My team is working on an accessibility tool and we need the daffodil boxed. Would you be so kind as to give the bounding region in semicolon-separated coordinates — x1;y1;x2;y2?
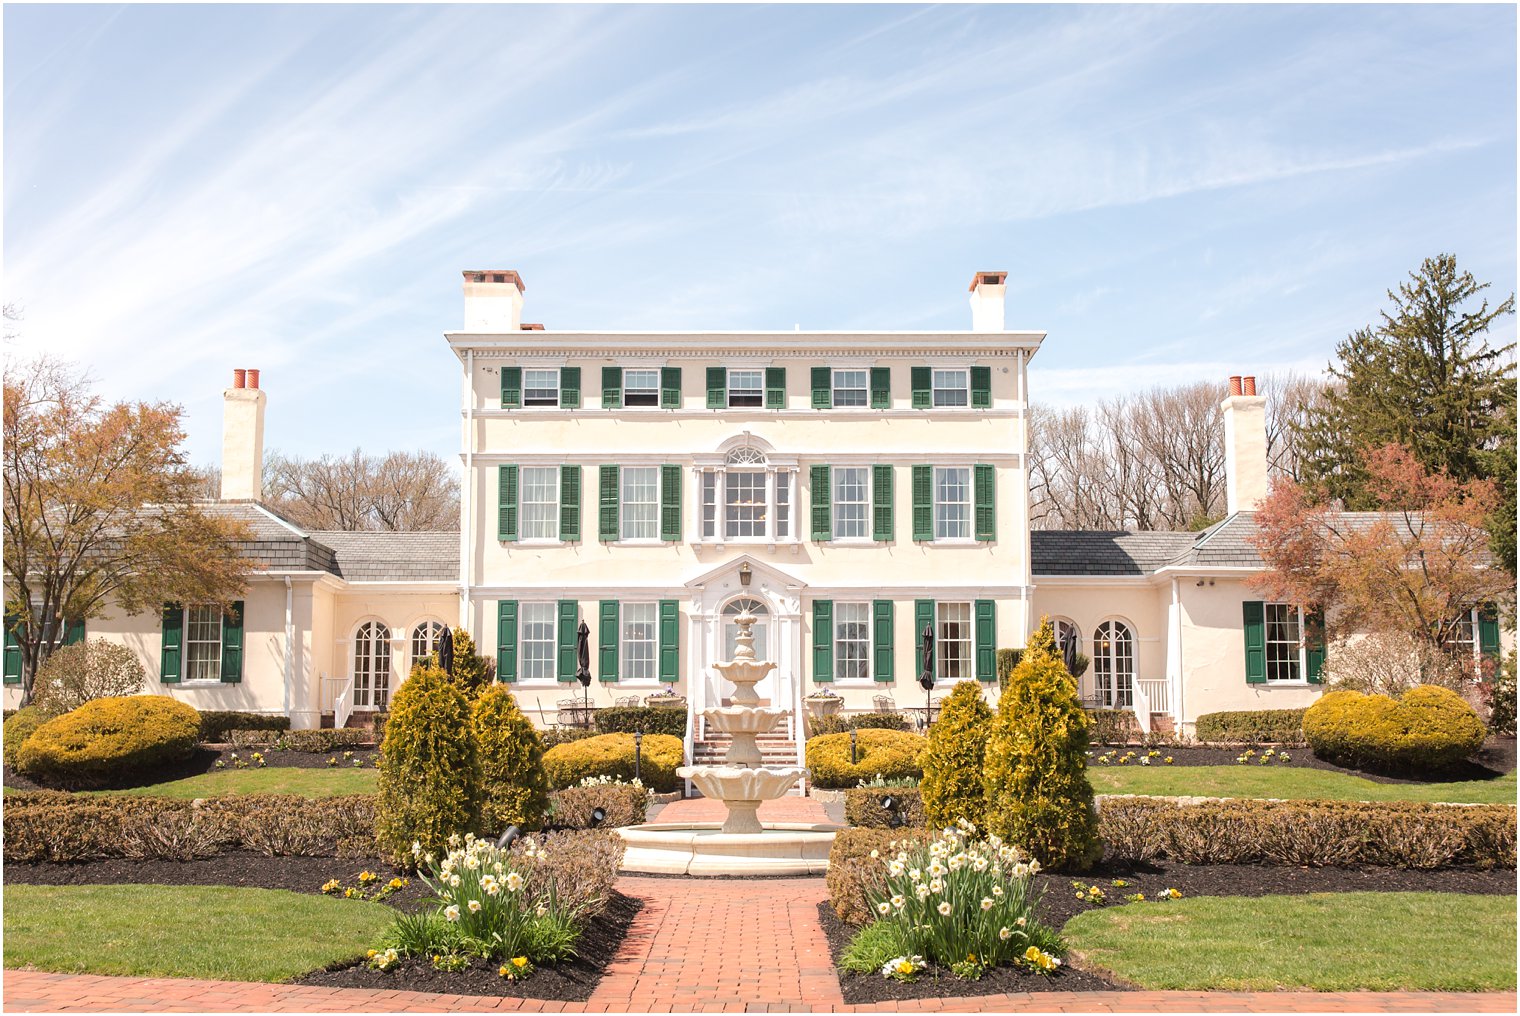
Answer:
444;904;460;922
936;901;952;916
980;897;994;911
877;901;891;915
468;900;482;913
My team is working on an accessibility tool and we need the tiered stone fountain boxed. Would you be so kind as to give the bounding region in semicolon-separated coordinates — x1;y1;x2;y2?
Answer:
616;612;841;874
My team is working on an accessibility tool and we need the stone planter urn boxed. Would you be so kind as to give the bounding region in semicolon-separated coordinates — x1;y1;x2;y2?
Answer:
647;694;687;709
804;694;843;720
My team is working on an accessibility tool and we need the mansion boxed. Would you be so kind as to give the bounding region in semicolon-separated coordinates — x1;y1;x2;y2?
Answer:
5;270;1506;764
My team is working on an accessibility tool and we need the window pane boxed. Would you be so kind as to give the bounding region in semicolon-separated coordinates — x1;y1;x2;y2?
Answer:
702;471;718;538
833;467;869;539
621;467;659;539
833;369;868;408
728;370;763;407
186;606;222;682
624;369;659;407
934;467;971;539
521;467;559;539
932;369;968;407
1265;603;1302;683
725;469;766;537
937;602;971;681
622;603;657;681
775;470;791;538
521;603;556;681
354;621;392;709
524;369;560;407
835;602;870;680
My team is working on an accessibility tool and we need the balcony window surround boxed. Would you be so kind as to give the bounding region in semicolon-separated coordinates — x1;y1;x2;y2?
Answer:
691;439;800;548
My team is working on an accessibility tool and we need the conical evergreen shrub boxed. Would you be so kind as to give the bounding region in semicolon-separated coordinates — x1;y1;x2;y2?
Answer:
919;681;994;830
375;662;482;865
983;617;1102;871
445;626;496;697
472;683;551;832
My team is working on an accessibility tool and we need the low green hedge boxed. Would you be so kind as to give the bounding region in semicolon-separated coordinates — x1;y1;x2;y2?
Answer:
276;729;372;753
592;706;687;738
198;711;290;743
809;712;910;736
1194;708;1307;745
1086;708;1142;744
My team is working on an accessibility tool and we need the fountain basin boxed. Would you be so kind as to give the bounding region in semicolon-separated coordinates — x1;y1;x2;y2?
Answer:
702;706;789;735
616;822;841;875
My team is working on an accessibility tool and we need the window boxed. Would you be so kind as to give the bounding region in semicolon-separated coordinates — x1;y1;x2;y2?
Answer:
1264;603;1302;683
523;369;560;407
520;603;556;681
354;621;391;709
1053;618;1081;654
1093;620;1134;708
701;471;719;539
723;597;769;661
934;467;971;539
726;468;766;537
833;369;868;408
185;606;223;681
835;602;871;680
411;620;445;668
700;450;795;542
833;467;869;539
932;369;968;407
624;369;659;407
621;467;659;539
937;602;972;680
622;603;657;681
728;369;764;408
775;470;792;538
520;467;559;539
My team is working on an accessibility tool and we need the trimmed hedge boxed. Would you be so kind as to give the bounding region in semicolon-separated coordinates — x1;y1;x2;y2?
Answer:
542;733;684;793
592;706;687;738
199;711;290;743
1086;708;1142;745
3;706;46;771
277;729;372;753
541;727;598;750
1304;686;1486;774
804;729;927;789
808;712;910;737
15;696;200;788
827;827;931;924
843;786;926;829
548;784;649;829
1194;708;1307;745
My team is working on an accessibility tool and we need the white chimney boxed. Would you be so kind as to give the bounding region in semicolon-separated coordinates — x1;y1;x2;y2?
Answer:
221;368;266;501
463;270;525;332
968;271;1008;331
1222;374;1268;514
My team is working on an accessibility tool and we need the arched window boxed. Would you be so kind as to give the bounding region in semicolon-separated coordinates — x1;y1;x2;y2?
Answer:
354;621;392;710
699;447;793;541
411;620;446;669
722;596;770;661
1092;620;1134;709
1052;618;1081;652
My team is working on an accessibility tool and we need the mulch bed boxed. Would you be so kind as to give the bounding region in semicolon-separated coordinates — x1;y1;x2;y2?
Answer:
2;746;379;792
822;859;1517;1002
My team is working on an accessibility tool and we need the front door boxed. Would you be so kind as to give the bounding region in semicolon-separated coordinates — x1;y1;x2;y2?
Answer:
715;596;777;705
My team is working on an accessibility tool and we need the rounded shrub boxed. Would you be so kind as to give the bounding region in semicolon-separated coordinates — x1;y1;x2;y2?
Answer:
30;639;146;716
375;662;482;866
919;681;993;830
471;684;551;833
983;617;1101;872
804;728;927;789
14;695;199;788
542;732;684;792
1304;684;1486;774
3;706;47;772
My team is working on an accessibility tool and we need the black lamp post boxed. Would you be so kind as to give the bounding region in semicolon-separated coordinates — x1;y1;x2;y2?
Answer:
634;729;643;783
849;727;858;764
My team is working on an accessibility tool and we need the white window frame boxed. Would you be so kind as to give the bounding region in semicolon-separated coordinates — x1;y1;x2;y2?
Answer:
523;368;561;408
933;466;972;541
835;601;872;682
519;466;560;541
694;451;799;546
1092;619;1135;708
620;466;660;540
1448;607;1481;666
623;368;660;408
410;620;446;670
936;601;973;682
184;605;224;683
621;602;658;683
725;467;767;538
932;368;969;408
832;466;870;540
353;620;392;709
727;369;764;408
1264;602;1305;684
832;368;868;408
518;602;557;684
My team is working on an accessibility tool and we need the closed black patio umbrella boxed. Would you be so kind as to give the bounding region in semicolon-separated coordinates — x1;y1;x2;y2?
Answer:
437;626;455;676
576;620;593;724
918;621;936;726
1061;629;1080;679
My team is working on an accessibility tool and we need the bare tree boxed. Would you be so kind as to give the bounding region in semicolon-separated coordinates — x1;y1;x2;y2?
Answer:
1262;371;1332;483
263;448;459;531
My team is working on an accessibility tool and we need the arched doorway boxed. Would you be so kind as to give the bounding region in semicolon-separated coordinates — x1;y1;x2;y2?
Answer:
1092;620;1134;709
713;594;778;705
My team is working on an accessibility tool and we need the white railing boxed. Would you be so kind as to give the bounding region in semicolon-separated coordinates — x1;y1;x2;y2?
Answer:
1131;681;1151;736
1137;678;1170;716
322;675;355;730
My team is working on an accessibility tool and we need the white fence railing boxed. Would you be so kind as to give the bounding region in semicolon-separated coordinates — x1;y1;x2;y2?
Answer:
322;675;355;729
1137;678;1169;716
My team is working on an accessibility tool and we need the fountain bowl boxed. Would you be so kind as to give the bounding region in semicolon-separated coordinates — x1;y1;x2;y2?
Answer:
617;822;841;876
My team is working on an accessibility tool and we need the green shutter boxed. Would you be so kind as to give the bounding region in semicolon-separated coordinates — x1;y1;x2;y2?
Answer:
160;604;183;684
870;367;891;409
974;464;996;541
501;367;521;408
911;366;932;409
560;367;581;409
219;600;244;683
598;601;619;682
497;601;518;683
766;367;787;409
3;612;23;685
557;600;578;681
1304;607;1325;685
661;367;682;409
812;600;833;682
872;465;894;541
873;600;894;682
62;617;85;646
599;465;619;542
1479;604;1501;661
975;599;996;682
602;367;623;409
498;466;519;542
660;465;682;542
915;600;935;680
1242;601;1266;684
658;600;679;682
560;465;581;541
971;366;992;409
811;465;831;541
811;367;831;409
706;367;726;409
911;465;933;541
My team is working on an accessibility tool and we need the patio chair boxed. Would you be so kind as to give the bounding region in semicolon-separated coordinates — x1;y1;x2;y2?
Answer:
872;694;896;713
616;695;641;707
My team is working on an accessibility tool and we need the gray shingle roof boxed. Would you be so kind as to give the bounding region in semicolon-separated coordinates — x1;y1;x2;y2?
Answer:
309;531;460;582
1031;530;1200;576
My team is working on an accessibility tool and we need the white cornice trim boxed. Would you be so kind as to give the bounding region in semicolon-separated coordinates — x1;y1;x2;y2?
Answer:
464;406;1027;420
446;331;1046;359
465;452;1024;465
467;584;1032;599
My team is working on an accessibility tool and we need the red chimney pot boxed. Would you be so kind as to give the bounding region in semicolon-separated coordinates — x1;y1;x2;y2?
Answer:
232;369;246;389
247;369;261;390
1228;376;1243;396
1242;376;1257;396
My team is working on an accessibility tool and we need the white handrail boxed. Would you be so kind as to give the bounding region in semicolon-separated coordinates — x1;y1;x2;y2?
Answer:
335;677;354;730
1131;680;1151;736
1138;678;1170;716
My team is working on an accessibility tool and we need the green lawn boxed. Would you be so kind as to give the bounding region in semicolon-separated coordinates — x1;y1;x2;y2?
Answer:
89;766;378;799
3;884;393;982
1089;764;1517;804
1064;892;1517;991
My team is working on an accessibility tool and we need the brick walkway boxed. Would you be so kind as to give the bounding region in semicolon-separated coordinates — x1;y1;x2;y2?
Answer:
4;862;1516;1012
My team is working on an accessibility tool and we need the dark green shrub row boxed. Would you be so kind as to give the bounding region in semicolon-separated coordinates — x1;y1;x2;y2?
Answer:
593;706;687;737
541;727;598;750
199;711;291;742
278;728;373;753
1194;708;1307;745
548;784;649;829
809;712;910;736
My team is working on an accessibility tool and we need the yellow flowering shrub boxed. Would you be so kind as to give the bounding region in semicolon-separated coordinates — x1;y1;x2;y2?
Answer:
919;682;993;830
14;695;199;787
3;706;47;771
1305;685;1486;773
541;732;683;792
805;729;927;789
471;684;550;833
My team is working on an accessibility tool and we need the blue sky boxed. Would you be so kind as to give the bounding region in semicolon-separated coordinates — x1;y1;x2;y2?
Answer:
5;3;1515;468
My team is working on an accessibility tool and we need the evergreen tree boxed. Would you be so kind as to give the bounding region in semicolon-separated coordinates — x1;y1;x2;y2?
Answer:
471;683;551;833
919;681;994;831
1297;254;1516;572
